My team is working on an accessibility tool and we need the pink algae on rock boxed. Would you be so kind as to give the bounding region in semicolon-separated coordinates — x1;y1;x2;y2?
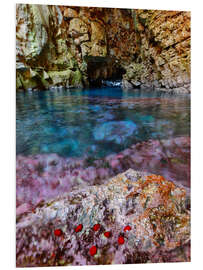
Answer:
16;136;190;218
16;169;190;267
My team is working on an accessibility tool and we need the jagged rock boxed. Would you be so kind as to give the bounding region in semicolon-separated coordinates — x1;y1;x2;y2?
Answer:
74;33;89;45
69;18;88;35
91;21;106;42
47;69;72;86
129;10;191;93
16;5;190;92
131;80;141;87
122;79;134;90
16;169;190;266
64;8;78;18
16;4;49;59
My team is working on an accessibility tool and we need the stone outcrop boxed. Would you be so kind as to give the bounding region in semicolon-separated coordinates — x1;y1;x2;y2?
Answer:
16;169;190;266
16;4;84;90
123;10;191;93
16;5;190;93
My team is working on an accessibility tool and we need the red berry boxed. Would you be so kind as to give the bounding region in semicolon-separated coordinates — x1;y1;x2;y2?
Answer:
89;245;97;256
54;229;62;237
75;224;83;233
124;225;132;232
104;231;111;238
93;224;100;231
118;236;125;245
51;252;55;258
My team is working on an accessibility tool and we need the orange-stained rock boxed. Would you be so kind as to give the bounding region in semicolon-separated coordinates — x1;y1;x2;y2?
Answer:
64;7;78;18
16;169;190;266
122;10;191;93
16;4;190;93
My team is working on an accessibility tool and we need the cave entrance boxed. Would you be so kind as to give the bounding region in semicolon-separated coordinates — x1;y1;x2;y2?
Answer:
84;56;125;88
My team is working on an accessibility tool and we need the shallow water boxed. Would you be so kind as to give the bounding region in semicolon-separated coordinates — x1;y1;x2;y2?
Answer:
16;87;190;158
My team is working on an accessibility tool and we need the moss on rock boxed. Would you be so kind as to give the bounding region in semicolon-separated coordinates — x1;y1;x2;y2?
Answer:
70;69;83;88
47;69;72;86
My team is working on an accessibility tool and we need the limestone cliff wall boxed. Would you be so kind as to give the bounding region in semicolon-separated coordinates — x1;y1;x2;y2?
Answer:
16;4;84;90
122;10;191;93
16;4;190;93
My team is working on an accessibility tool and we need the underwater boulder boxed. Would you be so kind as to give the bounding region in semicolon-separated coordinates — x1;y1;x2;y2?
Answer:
93;120;137;144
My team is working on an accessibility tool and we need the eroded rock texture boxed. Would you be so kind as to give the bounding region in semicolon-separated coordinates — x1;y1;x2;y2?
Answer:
16;5;190;93
16;169;190;267
123;10;191;93
16;4;84;90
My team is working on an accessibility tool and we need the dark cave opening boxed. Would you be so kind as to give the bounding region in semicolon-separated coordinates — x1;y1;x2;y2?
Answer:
84;56;125;88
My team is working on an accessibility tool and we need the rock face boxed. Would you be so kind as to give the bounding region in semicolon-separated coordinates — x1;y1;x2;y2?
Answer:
16;169;190;267
123;10;191;93
16;5;190;93
16;4;84;90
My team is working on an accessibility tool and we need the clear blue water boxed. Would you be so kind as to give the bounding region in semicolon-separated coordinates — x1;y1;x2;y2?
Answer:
16;87;190;158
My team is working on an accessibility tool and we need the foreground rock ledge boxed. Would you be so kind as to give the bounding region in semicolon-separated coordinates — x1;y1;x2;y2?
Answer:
16;169;190;266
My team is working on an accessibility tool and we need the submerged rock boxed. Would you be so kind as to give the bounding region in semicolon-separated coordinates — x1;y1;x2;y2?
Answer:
93;121;137;144
16;169;190;266
16;136;190;217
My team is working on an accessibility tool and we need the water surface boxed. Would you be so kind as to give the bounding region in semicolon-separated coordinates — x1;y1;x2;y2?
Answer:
16;87;190;158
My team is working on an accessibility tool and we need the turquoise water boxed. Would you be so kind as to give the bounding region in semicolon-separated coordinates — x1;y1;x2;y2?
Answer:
16;87;190;158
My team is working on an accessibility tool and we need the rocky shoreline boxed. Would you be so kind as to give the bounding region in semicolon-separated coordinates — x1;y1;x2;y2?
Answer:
122;78;190;95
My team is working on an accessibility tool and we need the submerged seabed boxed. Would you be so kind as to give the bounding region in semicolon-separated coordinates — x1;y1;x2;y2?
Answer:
16;88;190;265
16;88;190;158
16;88;190;214
16;136;190;216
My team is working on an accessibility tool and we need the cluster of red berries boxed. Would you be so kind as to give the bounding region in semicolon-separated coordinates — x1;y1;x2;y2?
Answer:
54;223;132;257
